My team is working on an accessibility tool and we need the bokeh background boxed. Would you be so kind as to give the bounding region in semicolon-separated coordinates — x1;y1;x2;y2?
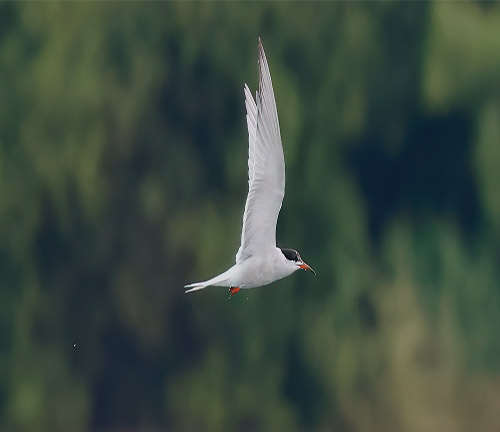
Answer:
1;2;500;431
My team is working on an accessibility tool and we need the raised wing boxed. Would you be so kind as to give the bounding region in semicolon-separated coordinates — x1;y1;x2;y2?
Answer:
236;38;285;263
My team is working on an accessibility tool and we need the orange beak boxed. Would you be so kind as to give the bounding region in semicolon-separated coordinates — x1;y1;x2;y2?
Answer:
299;262;316;275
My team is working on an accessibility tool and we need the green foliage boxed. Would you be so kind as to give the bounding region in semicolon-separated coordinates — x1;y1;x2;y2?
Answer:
1;3;500;431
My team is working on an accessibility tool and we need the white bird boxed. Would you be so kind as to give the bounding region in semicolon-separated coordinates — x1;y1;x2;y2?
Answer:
185;38;315;297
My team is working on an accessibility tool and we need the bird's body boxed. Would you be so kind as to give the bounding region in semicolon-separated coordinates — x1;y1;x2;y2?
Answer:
185;38;315;296
186;247;300;292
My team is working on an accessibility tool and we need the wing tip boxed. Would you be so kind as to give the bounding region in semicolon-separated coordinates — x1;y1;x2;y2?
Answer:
258;37;265;59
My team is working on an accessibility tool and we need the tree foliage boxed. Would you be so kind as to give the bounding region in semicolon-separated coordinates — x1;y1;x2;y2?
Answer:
1;3;500;431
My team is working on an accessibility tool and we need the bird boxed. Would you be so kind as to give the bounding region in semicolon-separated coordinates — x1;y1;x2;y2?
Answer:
185;38;315;297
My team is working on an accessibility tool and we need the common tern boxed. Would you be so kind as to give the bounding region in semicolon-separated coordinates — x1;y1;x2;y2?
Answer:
185;38;315;297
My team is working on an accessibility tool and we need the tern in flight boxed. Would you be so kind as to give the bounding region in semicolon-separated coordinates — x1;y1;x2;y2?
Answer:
185;38;315;297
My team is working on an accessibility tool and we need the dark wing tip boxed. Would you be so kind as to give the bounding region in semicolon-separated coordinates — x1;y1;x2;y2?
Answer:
257;38;268;93
258;37;265;60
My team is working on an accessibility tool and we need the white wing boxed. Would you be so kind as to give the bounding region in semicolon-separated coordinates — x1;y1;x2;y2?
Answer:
236;38;285;263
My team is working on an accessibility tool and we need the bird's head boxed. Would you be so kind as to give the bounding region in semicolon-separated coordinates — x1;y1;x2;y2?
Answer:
280;248;316;275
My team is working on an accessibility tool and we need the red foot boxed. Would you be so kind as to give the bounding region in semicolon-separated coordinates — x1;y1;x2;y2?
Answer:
229;287;240;298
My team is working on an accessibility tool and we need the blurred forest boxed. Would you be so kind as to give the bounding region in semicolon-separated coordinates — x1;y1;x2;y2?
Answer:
1;2;500;432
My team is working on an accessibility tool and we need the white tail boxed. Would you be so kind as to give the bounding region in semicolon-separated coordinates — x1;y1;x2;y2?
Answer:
184;267;234;294
184;281;211;293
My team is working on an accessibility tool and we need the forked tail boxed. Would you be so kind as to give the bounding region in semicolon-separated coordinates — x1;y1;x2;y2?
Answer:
184;268;233;294
184;281;211;294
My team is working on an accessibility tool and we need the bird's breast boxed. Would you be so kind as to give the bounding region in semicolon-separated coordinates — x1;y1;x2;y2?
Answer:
237;254;277;288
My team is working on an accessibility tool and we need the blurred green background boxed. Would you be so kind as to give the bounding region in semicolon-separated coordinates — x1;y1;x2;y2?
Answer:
1;2;500;431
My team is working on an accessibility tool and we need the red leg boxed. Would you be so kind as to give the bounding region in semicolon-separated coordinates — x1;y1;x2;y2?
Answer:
228;287;240;298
